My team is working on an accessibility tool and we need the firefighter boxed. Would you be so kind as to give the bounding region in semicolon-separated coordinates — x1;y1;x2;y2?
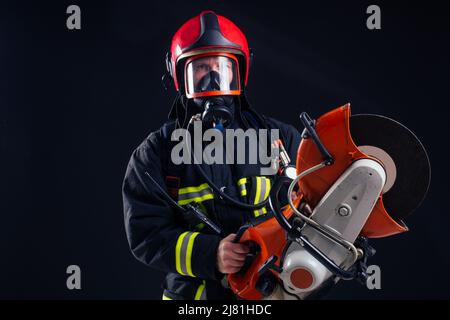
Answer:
122;10;301;300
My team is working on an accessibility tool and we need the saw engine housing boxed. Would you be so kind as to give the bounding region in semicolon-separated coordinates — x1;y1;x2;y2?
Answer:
271;158;385;299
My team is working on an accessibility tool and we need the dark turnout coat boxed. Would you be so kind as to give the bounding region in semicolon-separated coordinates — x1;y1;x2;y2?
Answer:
122;97;301;300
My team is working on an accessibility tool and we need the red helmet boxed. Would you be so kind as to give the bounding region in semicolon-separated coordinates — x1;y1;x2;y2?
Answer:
167;11;251;98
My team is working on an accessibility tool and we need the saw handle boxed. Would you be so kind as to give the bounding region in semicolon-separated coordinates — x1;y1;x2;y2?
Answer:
298;235;356;280
300;112;334;165
231;225;261;277
233;224;252;243
268;175;298;236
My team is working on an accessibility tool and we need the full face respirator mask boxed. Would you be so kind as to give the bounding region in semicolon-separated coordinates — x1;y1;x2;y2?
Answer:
184;53;241;131
196;95;235;132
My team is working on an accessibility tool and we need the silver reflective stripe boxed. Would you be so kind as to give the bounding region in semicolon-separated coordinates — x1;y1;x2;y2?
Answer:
178;187;212;201
237;178;247;196
194;280;207;300
239;183;246;196
178;233;191;275
175;231;199;277
254;177;270;217
200;287;207;300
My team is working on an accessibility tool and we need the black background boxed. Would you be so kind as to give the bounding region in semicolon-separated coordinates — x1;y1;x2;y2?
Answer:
1;0;449;299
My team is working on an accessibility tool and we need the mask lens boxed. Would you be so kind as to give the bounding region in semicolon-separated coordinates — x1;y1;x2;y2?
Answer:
185;55;239;98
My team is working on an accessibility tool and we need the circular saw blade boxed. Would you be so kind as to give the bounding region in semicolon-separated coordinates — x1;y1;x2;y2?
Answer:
349;114;431;222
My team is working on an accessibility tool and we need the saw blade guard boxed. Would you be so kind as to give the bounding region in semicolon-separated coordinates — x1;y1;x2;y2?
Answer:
296;104;420;238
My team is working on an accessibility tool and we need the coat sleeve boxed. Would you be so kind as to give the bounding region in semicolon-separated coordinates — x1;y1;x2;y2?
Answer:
266;117;302;167
267;119;302;206
122;131;223;280
282;123;302;167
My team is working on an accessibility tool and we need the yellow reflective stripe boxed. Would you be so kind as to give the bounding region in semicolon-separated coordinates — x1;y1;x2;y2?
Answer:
175;231;189;275
162;294;172;300
264;177;271;200
194;281;206;300
178;183;214;205
175;231;200;277
238;177;248;196
178;193;214;205
194;222;205;230
261;178;271;214
253;177;262;217
185;232;199;277
238;178;247;186
253;177;272;217
254;177;262;204
179;183;210;195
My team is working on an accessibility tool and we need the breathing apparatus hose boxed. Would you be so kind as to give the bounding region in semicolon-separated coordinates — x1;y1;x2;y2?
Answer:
185;115;270;210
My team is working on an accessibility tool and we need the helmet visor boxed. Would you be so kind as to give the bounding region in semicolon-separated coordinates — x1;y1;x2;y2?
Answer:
185;54;240;98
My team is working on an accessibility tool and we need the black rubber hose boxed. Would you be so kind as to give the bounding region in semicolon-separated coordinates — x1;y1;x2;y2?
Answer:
268;175;296;233
186;120;270;210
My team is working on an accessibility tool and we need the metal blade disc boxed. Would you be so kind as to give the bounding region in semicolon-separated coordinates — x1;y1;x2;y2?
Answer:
350;114;431;222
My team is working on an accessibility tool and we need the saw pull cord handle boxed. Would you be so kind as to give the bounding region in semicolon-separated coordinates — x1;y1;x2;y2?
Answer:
299;112;334;166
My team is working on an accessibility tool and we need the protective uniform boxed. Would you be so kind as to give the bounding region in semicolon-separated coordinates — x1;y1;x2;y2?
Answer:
122;10;302;300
